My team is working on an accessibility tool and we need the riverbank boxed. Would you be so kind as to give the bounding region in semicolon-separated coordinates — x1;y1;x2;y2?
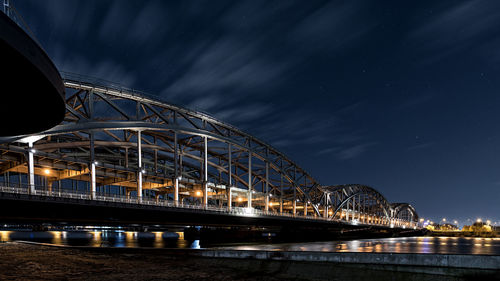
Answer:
0;242;499;280
428;231;499;238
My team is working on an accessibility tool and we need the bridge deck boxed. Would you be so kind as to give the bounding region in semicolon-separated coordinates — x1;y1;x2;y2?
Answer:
0;185;419;231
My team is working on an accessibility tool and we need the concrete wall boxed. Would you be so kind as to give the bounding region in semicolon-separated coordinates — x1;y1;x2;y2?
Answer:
194;250;500;270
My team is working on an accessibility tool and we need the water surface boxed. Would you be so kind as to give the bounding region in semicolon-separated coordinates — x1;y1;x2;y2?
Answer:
218;236;500;255
2;231;499;255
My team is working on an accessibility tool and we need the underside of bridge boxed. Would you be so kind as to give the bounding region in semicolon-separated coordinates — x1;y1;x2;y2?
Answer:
0;5;65;136
0;76;420;229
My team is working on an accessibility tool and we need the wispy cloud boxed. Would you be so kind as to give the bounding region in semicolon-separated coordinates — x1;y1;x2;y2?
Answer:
291;1;377;53
408;1;500;64
318;142;377;160
163;37;291;99
408;142;434;151
215;103;273;124
52;49;137;87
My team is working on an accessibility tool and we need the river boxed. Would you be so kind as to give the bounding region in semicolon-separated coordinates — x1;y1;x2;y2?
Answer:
1;230;499;255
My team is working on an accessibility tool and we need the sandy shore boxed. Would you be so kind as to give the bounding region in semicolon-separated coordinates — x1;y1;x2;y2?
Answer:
0;242;290;280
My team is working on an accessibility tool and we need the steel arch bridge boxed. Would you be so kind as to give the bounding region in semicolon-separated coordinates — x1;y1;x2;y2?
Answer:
0;74;419;229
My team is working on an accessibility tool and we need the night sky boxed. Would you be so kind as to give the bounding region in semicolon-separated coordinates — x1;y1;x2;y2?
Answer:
14;0;500;226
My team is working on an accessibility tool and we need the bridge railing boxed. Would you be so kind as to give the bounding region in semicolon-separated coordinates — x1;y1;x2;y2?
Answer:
0;184;313;218
0;184;419;228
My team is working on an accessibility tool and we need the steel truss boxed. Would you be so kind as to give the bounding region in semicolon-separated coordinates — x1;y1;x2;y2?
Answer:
0;75;419;227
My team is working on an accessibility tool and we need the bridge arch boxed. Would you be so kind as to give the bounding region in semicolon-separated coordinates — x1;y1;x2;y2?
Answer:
391;203;419;222
318;185;392;224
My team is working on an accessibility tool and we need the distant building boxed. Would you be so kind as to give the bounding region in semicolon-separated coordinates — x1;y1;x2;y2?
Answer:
462;222;494;237
427;223;459;231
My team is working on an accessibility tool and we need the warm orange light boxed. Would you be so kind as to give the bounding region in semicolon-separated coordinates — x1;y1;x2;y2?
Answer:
237;197;243;202
269;202;273;206
195;191;201;197
44;169;50;175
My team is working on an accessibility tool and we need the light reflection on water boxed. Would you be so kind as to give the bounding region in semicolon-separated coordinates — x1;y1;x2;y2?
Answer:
219;237;500;255
2;231;499;255
0;230;196;249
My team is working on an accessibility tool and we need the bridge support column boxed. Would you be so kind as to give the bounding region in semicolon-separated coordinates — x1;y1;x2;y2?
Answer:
227;187;232;210
89;132;97;199
279;174;283;214
203;182;208;207
303;202;307;216
137;131;142;203
90;162;96;199
293;200;296;216
27;142;35;195
203;137;208;207
247;151;252;208
174;132;179;206
174;177;179;206
265;160;269;212
323;193;329;219
228;143;232;186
